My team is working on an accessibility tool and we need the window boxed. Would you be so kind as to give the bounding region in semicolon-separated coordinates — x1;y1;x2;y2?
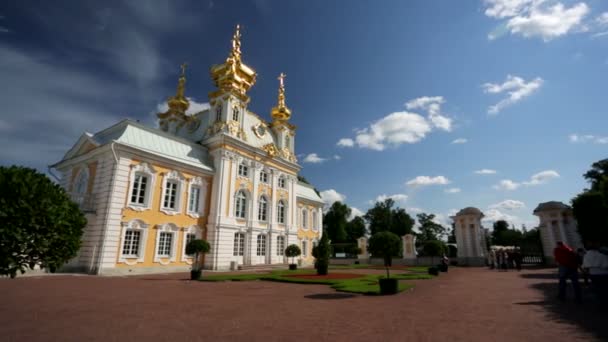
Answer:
258;196;268;222
302;240;308;257
238;163;249;177
285;135;290;149
216;104;222;121
257;234;266;256
233;233;245;256
302;209;308;229
74;169;89;195
122;230;141;256
312;211;318;230
278;176;286;188
277;236;285;256
157;232;173;257
235;191;247;218
188;186;201;213
277;201;286;224
259;171;268;183
184;233;196;256
163;181;178;209
130;173;148;205
233;106;240;121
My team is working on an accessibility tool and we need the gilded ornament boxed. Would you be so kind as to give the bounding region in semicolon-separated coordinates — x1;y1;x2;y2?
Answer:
263;143;279;158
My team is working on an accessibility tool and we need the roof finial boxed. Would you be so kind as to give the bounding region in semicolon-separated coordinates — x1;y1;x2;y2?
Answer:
230;24;242;63
277;72;287;108
271;72;291;121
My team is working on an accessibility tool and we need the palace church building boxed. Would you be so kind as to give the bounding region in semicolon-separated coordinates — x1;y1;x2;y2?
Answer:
51;26;324;274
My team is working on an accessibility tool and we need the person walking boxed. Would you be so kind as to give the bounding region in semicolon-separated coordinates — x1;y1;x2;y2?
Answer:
576;248;589;286
582;240;608;309
554;241;582;303
513;247;523;271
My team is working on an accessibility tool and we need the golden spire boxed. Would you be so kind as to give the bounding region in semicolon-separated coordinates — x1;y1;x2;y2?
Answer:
158;63;190;119
229;25;242;63
271;72;291;122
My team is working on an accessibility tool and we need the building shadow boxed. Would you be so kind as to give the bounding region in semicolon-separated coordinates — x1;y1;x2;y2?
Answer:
304;293;357;300
519;273;557;280
521;278;608;340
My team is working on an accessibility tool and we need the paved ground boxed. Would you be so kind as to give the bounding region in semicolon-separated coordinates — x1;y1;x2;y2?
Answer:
1;267;606;342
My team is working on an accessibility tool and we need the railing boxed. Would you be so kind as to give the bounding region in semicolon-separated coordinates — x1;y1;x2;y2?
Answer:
70;193;96;213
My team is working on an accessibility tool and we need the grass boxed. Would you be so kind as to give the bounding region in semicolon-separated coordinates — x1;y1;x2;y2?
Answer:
200;269;433;295
329;264;432;274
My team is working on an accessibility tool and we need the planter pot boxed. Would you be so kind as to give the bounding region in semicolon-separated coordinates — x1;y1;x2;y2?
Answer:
289;264;298;270
190;269;202;280
379;278;399;295
438;264;448;272
316;262;328;275
428;267;439;276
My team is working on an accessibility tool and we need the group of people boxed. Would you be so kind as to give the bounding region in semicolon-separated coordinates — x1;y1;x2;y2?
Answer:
487;248;523;271
554;240;608;307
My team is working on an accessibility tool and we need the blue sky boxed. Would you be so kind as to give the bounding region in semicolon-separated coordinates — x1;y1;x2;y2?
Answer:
1;0;607;229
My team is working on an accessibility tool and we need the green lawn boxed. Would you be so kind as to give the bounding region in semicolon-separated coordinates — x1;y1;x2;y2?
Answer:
200;269;433;295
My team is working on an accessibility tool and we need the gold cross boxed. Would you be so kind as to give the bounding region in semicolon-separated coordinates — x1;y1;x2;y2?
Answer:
180;63;187;77
278;73;286;87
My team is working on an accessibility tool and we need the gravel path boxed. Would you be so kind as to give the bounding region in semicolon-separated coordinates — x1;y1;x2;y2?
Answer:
1;267;606;341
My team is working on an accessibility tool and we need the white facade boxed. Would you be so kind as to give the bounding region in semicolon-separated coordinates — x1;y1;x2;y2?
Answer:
533;201;582;262
452;207;487;265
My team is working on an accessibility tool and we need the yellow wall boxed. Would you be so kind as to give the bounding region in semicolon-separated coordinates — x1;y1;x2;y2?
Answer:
117;160;212;268
297;203;321;262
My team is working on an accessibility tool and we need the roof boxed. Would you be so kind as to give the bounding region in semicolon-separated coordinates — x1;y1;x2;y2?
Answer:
454;207;483;217
296;182;323;205
533;201;570;213
54;120;214;172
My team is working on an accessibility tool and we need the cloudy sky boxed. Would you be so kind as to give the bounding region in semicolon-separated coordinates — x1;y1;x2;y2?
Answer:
1;0;607;229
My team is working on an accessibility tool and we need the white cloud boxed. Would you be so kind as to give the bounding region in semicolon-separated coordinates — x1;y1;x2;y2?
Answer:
406;175;450;187
319;189;346;210
451;138;467;144
569;134;608;144
302;153;326;164
522;170;560;185
493;179;521;191
407;207;424;214
483;75;543;114
405;96;452;131
333;155;342;160
597;12;608;25
373;194;408;204
349;207;364;220
445;187;461;194
482;209;519;225
493;170;559;190
484;1;590;41
489;199;526;210
474;169;498;175
155;97;210;116
337;138;354;147
353;112;432;150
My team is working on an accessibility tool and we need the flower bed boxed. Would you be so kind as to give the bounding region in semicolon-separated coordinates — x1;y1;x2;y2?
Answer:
285;273;363;280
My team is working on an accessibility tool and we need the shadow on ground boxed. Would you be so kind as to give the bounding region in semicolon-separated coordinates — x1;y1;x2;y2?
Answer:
304;293;357;300
521;275;608;341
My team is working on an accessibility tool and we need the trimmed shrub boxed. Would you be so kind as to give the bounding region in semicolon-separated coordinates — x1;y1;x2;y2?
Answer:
428;266;439;276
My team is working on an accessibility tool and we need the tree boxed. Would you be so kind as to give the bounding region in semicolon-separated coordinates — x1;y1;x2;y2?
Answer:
315;232;331;275
0;166;87;278
583;158;608;191
421;240;446;257
416;213;447;245
447;222;457;243
323;201;350;243
285;244;301;265
572;189;608;245
185;239;210;279
491;220;523;246
368;231;401;278
345;216;366;242
364;199;414;236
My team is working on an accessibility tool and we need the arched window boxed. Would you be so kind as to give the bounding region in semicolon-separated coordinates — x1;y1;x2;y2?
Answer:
73;168;89;195
278;176;286;188
238;162;249;177
312;210;318;230
277;200;286;224
232;106;240;121
258;196;268;222
302;208;308;228
233;232;245;256
235;190;247;218
216;104;222;122
128;162;156;210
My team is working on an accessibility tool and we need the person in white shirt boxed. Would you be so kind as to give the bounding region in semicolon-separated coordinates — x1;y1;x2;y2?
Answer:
582;240;608;308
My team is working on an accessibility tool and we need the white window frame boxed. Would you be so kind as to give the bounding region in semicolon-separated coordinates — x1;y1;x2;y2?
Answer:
258;196;268;222
238;162;249;178
312;210;318;231
234;232;245;256
118;219;149;265
181;225;202;263
277;200;286;224
259;170;268;184
257;234;267;256
232;106;240;121
278;176;286;189
127;163;156;211
302;208;308;229
235;190;248;219
154;223;179;264
160;170;185;215
302;240;308;257
186;177;207;218
276;236;285;256
216;104;222;122
285;135;290;149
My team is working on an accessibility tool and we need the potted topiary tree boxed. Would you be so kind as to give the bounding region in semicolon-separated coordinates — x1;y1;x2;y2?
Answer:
185;239;210;280
315;233;331;275
285;244;301;270
422;240;447;272
368;231;401;295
